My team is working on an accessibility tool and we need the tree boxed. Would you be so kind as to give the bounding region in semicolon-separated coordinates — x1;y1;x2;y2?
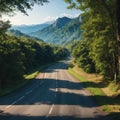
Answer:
72;40;95;73
0;0;49;38
0;20;11;37
0;0;49;15
0;36;25;88
65;0;119;82
116;0;120;81
0;34;68;89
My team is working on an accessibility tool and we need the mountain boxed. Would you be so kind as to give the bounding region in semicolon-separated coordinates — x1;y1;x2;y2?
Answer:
53;17;72;28
30;17;82;45
10;23;50;34
8;29;43;42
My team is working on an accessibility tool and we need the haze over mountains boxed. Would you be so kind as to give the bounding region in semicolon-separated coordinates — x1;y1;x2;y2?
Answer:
10;16;82;45
8;29;43;42
11;23;50;34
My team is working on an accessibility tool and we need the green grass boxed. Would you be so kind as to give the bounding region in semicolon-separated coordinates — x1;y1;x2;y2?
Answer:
24;71;39;80
108;82;120;93
68;68;104;94
68;68;111;112
0;62;56;96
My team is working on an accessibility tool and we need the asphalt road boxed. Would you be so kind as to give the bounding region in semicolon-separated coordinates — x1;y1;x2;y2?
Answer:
0;59;111;120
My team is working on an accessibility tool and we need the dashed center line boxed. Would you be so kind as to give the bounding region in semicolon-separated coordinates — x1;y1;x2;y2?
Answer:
44;73;47;78
55;88;58;92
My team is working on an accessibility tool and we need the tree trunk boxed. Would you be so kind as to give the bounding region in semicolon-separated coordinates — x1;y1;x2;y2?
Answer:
115;0;120;83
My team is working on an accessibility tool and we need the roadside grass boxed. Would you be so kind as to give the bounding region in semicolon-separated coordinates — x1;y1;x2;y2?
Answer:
0;62;56;96
68;67;120;113
108;82;120;94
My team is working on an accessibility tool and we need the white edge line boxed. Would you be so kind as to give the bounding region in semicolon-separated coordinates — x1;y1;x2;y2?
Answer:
26;90;33;95
6;96;25;109
48;104;54;115
6;72;46;109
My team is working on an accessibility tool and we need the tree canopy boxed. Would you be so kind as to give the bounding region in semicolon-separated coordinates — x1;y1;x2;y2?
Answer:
0;35;68;89
65;0;120;82
0;0;49;37
0;0;49;16
0;0;69;90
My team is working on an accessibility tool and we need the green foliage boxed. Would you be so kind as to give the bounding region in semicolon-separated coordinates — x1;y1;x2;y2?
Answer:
0;20;11;37
0;0;49;15
53;46;69;60
72;40;95;73
31;17;82;45
66;0;119;81
0;0;69;90
0;36;25;88
0;35;68;89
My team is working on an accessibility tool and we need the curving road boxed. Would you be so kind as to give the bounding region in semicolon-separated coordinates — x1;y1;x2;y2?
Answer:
0;59;111;120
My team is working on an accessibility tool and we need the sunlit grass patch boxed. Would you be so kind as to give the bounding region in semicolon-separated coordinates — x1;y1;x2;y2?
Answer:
108;82;120;93
68;68;104;95
24;71;39;80
0;62;56;96
68;67;120;113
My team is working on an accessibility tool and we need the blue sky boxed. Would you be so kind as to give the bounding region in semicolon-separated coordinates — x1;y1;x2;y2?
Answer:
2;0;82;25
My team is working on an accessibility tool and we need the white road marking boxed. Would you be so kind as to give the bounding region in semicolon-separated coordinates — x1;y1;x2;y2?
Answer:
19;96;25;100
26;90;33;95
56;70;58;89
5;71;45;110
55;69;58;97
55;88;58;92
44;73;47;78
6;96;25;109
45;104;54;118
56;70;57;80
48;104;54;115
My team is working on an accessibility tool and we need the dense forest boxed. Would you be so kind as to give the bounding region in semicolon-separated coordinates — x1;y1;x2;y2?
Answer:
0;0;120;90
0;31;68;89
0;35;68;89
0;0;68;89
65;0;120;83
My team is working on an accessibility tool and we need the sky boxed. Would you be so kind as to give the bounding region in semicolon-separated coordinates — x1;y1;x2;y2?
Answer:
2;0;82;25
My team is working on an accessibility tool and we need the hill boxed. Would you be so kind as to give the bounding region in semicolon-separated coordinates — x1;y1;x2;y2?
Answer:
30;17;82;45
8;29;43;42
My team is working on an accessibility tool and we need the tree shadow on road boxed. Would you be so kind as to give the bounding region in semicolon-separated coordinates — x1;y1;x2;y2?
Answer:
0;78;119;120
0;112;114;120
0;78;119;107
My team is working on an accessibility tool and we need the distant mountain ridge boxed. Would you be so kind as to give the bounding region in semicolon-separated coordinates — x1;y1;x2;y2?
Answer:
8;29;43;42
10;16;82;46
30;17;82;45
10;23;50;34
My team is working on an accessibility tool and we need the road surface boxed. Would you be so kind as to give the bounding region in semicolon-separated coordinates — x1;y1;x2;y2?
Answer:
0;59;111;120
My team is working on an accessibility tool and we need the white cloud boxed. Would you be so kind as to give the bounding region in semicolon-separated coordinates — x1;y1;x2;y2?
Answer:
41;16;57;23
60;13;79;18
41;13;80;23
